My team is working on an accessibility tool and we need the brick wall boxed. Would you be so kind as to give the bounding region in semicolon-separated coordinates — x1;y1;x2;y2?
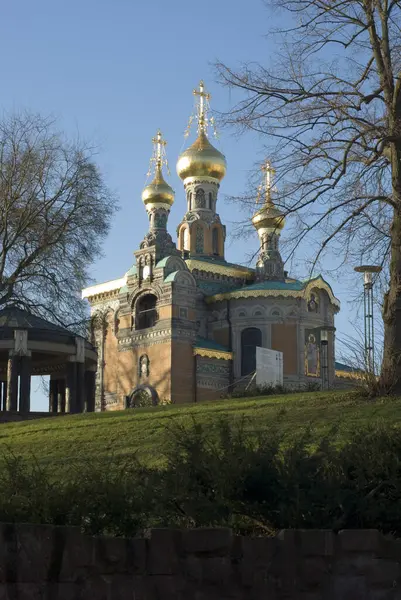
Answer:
1;524;400;598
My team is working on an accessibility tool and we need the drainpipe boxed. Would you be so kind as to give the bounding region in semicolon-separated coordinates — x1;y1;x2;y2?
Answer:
194;352;198;403
227;299;234;391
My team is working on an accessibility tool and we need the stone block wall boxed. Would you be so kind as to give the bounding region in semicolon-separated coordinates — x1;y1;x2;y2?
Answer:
0;524;401;598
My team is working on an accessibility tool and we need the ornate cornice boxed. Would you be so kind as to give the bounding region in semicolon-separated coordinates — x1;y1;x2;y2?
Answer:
193;347;233;360
335;369;362;380
186;259;254;280
206;279;340;309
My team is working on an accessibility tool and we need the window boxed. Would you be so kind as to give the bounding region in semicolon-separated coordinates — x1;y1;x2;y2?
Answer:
136;294;158;330
179;307;188;319
212;228;219;255
254;311;262;316
238;311;246;317
209;191;213;209
183;228;190;251
241;327;262;376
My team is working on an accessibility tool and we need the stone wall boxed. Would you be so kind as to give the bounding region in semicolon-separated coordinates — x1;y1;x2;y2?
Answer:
0;524;401;598
0;412;59;423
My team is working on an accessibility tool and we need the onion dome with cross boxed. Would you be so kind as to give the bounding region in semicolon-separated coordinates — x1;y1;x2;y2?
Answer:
176;81;226;183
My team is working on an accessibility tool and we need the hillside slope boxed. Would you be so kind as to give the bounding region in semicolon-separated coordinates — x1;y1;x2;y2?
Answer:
0;391;400;470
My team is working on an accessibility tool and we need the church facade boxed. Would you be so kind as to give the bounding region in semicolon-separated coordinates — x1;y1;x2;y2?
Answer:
82;82;340;410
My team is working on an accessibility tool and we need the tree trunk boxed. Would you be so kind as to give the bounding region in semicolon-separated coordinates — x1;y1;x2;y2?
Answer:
381;144;401;391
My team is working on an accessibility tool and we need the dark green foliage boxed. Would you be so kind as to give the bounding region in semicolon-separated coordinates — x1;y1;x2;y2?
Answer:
1;417;401;537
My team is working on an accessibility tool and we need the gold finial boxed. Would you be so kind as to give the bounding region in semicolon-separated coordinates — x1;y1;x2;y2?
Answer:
185;80;218;139
147;129;170;179
257;160;277;205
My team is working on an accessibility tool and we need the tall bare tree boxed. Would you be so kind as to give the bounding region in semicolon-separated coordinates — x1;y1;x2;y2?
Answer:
217;0;401;389
0;112;116;330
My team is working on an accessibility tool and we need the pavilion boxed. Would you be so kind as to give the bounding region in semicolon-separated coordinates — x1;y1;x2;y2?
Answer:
0;306;97;414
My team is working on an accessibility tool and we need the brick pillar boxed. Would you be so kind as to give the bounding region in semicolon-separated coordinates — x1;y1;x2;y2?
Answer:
6;354;18;411
19;356;31;412
49;380;58;413
65;362;77;413
85;370;96;412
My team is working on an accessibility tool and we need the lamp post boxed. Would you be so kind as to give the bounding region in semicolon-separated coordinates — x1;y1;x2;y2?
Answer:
354;265;382;375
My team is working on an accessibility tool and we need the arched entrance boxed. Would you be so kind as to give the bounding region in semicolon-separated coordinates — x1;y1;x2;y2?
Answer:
241;327;262;376
127;385;159;408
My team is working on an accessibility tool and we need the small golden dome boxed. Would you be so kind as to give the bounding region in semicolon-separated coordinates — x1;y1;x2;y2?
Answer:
252;204;285;231
177;132;226;182
142;168;175;207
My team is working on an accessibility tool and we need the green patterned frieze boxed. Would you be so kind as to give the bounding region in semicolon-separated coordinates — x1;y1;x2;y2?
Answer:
197;361;230;376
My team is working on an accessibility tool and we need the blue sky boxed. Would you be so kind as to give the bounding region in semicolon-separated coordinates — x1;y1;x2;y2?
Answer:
1;0;372;409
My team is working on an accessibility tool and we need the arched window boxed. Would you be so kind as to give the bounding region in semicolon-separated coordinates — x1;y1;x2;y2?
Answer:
241;327;262;376
212;228;219;255
209;192;213;209
136;294;158;330
195;188;206;208
196;226;204;253
187;191;192;210
183;228;190;251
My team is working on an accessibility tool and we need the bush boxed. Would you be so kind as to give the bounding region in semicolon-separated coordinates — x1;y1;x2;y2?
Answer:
1;419;401;537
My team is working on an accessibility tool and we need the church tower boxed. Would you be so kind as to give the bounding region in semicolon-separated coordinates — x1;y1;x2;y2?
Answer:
176;82;227;259
252;161;286;281
136;130;180;281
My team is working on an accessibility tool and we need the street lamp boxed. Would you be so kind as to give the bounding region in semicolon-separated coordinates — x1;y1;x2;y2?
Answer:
354;265;382;375
312;325;335;390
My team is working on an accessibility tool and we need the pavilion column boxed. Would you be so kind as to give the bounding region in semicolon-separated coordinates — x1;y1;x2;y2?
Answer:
76;362;85;413
2;382;6;411
19;355;32;412
65;361;77;414
57;380;66;413
49;379;58;413
0;381;4;411
6;353;18;411
85;369;96;412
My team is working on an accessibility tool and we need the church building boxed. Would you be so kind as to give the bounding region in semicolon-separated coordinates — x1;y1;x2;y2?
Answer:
82;82;340;409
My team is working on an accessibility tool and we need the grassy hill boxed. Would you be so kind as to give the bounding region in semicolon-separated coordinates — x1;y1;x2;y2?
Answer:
0;390;400;471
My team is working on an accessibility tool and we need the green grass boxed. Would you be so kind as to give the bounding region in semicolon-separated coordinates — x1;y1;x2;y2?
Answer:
1;390;401;471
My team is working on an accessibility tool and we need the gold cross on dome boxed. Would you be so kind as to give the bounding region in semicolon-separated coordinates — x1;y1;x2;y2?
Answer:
147;130;170;178
152;130;167;169
193;80;211;133
261;160;276;204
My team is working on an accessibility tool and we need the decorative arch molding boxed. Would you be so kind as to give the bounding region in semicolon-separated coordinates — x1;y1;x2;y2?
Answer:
172;271;196;288
127;385;159;408
235;308;249;319
269;307;283;317
161;255;188;276
128;285;162;310
252;305;266;318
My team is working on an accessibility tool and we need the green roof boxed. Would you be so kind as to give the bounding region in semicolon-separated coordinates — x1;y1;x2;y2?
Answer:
239;279;304;292
197;281;238;295
125;264;137;277
335;361;362;373
186;256;254;273
194;337;231;352
164;271;179;283
155;257;171;269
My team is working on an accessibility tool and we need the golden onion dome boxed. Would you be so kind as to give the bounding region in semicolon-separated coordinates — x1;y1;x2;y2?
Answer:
252;203;285;231
141;168;175;207
176;132;226;182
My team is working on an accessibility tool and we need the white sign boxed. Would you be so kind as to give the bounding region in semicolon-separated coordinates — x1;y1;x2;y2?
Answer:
256;347;283;387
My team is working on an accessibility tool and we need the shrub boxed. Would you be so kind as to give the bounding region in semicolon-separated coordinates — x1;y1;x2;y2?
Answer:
1;419;401;537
